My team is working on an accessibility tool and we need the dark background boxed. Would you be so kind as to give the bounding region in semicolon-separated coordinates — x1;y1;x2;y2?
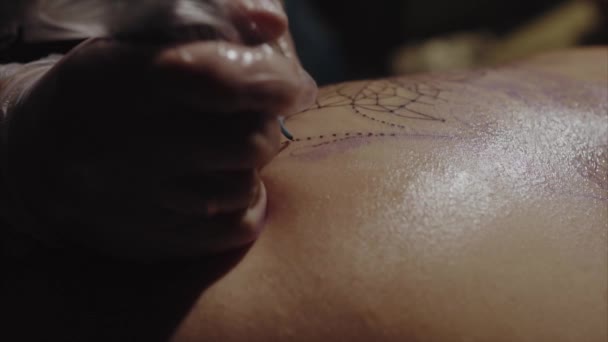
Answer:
286;0;607;85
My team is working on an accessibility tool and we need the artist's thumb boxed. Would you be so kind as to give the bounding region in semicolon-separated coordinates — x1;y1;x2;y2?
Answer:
227;0;288;44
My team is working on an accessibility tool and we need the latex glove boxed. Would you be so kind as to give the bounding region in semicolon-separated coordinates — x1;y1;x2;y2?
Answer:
0;0;317;259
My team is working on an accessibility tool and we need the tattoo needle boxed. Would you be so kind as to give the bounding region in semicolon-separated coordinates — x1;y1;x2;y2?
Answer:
279;116;294;141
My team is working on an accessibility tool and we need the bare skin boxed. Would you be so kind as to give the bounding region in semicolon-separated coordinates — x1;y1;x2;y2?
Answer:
2;48;607;342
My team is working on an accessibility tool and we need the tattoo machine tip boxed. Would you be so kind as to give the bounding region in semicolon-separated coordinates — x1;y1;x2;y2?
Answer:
279;116;294;141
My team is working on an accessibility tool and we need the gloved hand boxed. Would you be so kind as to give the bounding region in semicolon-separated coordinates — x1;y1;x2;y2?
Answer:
0;0;317;259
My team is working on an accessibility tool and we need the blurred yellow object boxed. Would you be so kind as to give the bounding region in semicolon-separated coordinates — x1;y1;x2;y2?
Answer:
484;0;602;65
391;32;492;73
392;0;602;74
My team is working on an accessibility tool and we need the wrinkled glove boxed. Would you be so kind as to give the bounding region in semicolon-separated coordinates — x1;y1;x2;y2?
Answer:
0;0;317;259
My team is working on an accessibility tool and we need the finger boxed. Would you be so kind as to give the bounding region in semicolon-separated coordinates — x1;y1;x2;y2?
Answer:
225;0;289;44
223;0;318;113
62;176;269;259
104;109;281;171
152;40;316;115
158;170;260;216
272;34;319;115
148;179;268;258
61;38;316;119
56;164;260;224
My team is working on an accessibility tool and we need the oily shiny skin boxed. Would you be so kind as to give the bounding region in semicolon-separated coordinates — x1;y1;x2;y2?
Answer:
2;49;605;342
172;48;607;342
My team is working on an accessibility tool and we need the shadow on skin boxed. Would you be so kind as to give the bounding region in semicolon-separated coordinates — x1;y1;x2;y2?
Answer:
1;245;252;341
